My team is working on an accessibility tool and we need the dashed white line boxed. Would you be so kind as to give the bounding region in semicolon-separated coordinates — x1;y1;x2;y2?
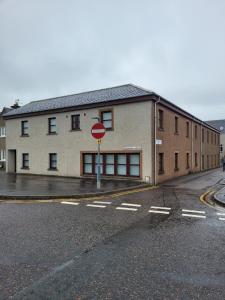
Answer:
217;212;225;216
61;201;79;205
150;206;171;210
86;204;106;208
121;203;141;207
219;217;225;221
149;210;170;215
116;207;138;211
182;213;206;219
93;201;112;205
182;209;205;214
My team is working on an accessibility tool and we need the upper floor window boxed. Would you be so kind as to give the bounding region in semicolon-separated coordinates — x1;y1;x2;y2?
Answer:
100;110;113;130
207;131;209;143
195;152;198;167
175;116;179;134
195;125;198;139
21;121;29;136
22;153;29;169
71;114;80;130
186;122;190;138
48;117;57;134
49;153;57;170
0;127;6;137
158;109;164;130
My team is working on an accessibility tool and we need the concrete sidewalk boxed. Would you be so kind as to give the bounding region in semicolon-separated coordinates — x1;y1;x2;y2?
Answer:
0;172;148;200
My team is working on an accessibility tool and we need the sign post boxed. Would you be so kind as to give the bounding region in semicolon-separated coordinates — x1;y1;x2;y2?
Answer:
91;122;106;190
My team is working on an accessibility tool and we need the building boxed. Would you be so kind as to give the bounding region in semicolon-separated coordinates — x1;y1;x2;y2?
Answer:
206;119;225;161
0;107;12;169
3;84;220;184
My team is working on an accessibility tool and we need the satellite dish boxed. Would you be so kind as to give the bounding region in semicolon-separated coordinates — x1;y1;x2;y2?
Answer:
220;126;224;131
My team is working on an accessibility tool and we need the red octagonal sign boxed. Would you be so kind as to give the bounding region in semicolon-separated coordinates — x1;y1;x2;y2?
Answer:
91;122;106;139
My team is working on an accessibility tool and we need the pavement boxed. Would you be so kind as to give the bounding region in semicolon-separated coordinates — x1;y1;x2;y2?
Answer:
1;168;225;299
0;172;145;199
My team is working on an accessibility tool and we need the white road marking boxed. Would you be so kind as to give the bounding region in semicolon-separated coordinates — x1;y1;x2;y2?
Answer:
116;207;138;211
182;213;206;219
148;210;170;215
61;201;79;205
150;206;171;210
217;212;225;216
121;203;141;207
86;204;106;208
219;217;225;221
93;201;112;205
182;209;205;214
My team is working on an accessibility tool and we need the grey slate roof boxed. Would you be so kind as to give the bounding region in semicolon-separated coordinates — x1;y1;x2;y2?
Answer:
206;120;225;134
4;84;152;117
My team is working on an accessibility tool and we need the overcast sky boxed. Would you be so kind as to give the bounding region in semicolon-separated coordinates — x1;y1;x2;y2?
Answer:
0;0;225;120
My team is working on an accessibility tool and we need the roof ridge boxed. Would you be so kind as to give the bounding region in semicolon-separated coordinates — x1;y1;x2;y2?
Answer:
29;83;142;104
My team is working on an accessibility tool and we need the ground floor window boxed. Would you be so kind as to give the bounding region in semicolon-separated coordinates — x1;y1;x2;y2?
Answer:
22;153;29;169
158;153;164;174
49;153;57;170
174;153;179;171
0;149;6;161
83;153;140;177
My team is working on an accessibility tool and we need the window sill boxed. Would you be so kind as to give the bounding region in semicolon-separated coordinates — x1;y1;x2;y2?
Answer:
21;167;29;170
158;128;164;131
174;132;179;135
48;168;58;171
105;128;114;131
70;129;81;132
47;132;57;135
20;134;29;137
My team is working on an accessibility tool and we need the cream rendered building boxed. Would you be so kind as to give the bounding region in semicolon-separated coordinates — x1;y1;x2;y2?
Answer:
4;84;220;184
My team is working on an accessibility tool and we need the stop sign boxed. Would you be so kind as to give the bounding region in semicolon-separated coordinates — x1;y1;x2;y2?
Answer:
91;122;106;139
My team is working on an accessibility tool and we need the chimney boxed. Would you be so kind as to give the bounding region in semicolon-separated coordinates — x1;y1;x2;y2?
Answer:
11;99;20;109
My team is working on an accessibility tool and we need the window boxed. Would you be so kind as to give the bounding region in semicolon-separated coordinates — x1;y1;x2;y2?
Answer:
214;134;217;145
202;129;204;143
158;109;164;130
100;110;113;130
220;144;223;152
195;125;198;139
83;153;140;177
0;149;6;161
0;127;6;137
174;153;179;171
158;153;164;174
202;155;205;169
211;132;213;144
21;121;29;136
49;153;57;170
195;153;198;167
186;153;190;169
48;117;57;134
175;116;179;134
207;131;209;143
186;122;190;138
207;155;209;169
22;153;29;169
71;114;80;130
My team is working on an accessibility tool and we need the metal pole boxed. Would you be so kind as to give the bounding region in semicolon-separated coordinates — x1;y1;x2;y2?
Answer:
97;139;101;189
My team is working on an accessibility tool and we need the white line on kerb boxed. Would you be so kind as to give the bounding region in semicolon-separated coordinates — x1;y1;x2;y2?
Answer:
116;207;138;211
86;204;106;208
121;203;141;207
217;212;225;216
150;206;171;210
148;210;170;215
93;201;112;205
61;201;79;205
219;217;225;221
182;209;205;214
182;213;206;219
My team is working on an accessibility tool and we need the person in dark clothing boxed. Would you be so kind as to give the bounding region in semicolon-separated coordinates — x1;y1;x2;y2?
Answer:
222;156;225;171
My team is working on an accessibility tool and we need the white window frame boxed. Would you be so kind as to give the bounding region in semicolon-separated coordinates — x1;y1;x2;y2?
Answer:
0;127;6;137
0;149;6;161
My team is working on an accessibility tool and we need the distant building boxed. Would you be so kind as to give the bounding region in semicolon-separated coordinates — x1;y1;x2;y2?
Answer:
206;119;225;160
0;107;11;169
3;84;220;184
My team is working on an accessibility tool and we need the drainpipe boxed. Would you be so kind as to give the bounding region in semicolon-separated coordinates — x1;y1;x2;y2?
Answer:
191;121;194;170
200;123;202;171
154;96;160;186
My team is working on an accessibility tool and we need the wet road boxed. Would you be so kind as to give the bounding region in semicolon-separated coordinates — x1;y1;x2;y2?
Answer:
1;169;225;299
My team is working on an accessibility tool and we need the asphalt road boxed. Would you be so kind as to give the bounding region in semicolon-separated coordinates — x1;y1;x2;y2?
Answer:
1;169;225;299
